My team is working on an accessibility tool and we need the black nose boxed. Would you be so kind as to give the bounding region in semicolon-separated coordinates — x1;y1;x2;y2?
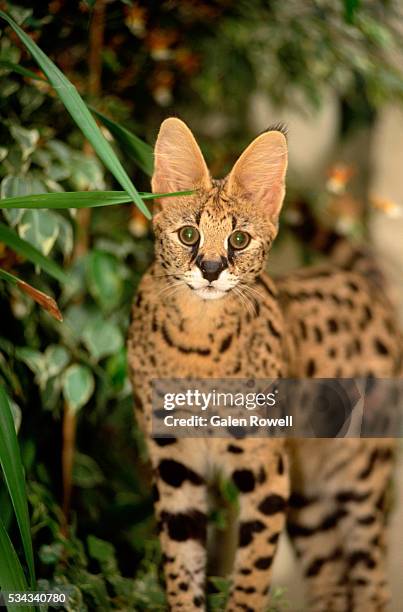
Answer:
197;256;227;283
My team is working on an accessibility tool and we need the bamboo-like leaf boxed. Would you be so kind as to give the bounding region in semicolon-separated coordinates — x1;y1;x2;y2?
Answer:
0;222;67;283
0;190;195;209
0;385;35;589
0;269;63;322
0;517;34;612
0;11;151;219
91;108;154;177
0;59;47;82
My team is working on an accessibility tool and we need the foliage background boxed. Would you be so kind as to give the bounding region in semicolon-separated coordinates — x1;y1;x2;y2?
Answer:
1;1;403;610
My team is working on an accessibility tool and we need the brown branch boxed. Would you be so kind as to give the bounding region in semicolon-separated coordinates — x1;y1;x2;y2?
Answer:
61;402;76;533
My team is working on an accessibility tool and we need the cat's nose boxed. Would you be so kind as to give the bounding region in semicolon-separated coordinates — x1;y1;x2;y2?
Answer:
197;256;227;283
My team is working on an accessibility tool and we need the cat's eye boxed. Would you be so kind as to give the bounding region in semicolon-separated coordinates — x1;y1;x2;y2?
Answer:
178;226;200;246
229;230;251;250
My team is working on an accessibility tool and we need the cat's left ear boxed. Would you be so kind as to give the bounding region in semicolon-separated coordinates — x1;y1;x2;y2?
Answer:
226;130;288;221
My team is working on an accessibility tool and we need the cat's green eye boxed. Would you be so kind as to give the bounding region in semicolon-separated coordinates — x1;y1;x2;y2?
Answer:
178;225;200;246
229;230;251;250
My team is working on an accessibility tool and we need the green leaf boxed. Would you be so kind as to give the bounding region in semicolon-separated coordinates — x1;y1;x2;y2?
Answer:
0;221;67;283
0;59;48;81
82;319;123;361
91;108;154;177
87;535;115;564
44;345;70;378
0;517;34;612
10;125;39;160
0;10;151;219
0;385;35;589
86;250;123;311
73;453;104;489
18;210;59;256
0;189;195;209
62;364;95;413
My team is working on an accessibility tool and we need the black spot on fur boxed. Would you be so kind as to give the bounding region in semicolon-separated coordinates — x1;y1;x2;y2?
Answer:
240;568;252;575
158;459;204;487
193;595;204;607
258;494;287;516
220;334;233;353
267;320;281;339
233;469;256;493
357;514;376;526
314;326;323;342
306;547;343;577
306;359;316;376
277;454;284;474
254;556;273;570
239;520;266;547
348;550;376;569
179;582;189;591
328;318;338;333
336;490;371;504
268;532;280;545
154;437;177;447
374;338;388;355
161;510;207;542
289;492;316;508
227;444;244;454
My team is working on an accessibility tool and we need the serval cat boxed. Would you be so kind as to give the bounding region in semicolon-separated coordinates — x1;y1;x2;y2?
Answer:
128;118;402;611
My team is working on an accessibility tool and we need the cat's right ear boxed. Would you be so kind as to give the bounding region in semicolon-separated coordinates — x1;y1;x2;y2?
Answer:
152;118;211;209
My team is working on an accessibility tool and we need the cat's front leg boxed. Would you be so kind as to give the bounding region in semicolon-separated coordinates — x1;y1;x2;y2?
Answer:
224;440;289;612
151;439;208;611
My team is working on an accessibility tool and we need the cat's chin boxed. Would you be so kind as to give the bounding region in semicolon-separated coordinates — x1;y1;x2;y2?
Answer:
193;287;228;301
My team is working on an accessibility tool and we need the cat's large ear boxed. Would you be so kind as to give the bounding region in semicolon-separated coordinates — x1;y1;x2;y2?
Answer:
152;118;211;207
226;130;288;221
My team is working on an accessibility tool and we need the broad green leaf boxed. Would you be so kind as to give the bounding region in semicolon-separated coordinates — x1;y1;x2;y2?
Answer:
0;517;34;612
62;364;95;413
91;108;154;177
0;386;35;588
69;154;105;191
0;175;30;226
73;454;104;489
18;209;59;256
55;214;74;259
82;319;123;361
44;345;70;378
0;147;9;162
0;11;151;219
0;221;67;283
86;250;123;311
10;125;39;160
87;534;115;564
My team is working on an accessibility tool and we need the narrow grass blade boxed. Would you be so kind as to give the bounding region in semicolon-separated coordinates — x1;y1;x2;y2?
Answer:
0;60;47;82
0;11;151;219
0;190;195;209
0;269;63;322
91;108;154;177
0;517;34;612
0;223;67;283
0;385;35;589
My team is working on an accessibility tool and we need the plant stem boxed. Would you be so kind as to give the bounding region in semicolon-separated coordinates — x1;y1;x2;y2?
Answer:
74;0;106;258
61;402;76;533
